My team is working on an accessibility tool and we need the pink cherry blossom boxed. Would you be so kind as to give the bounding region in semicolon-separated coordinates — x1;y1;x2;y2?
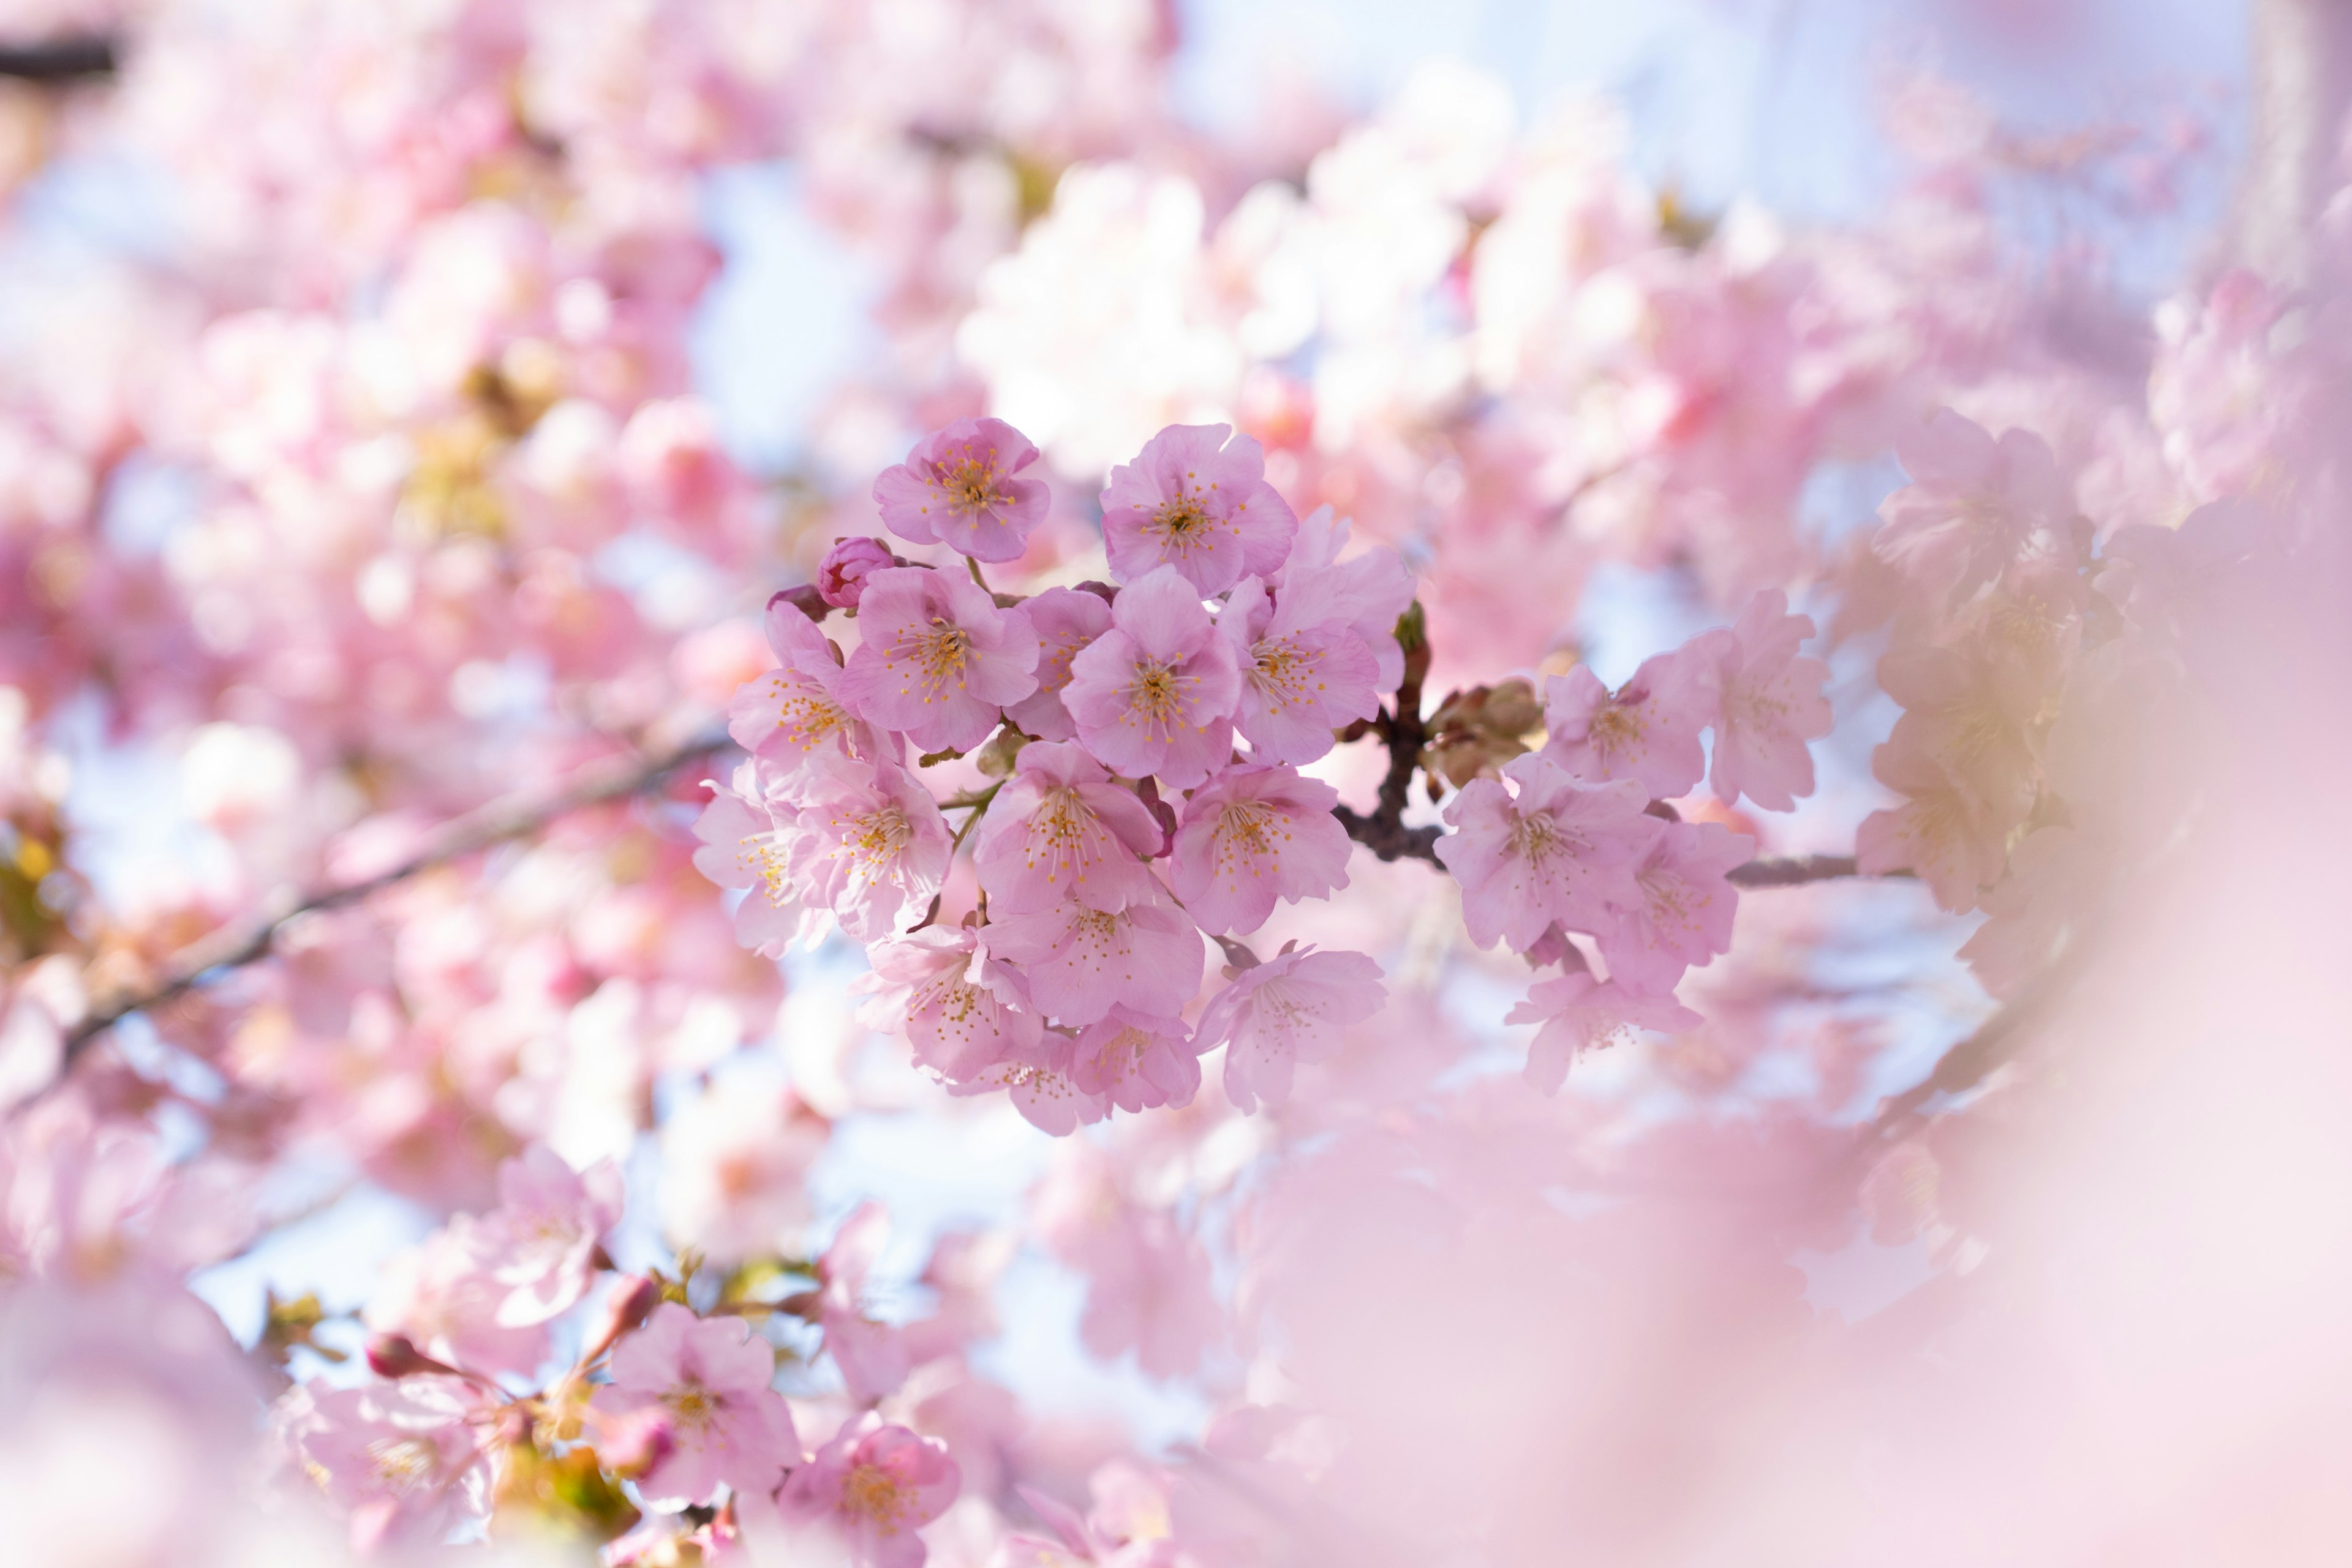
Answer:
1198;946;1386;1114
1874;407;2068;600
1706;589;1833;813
1854;740;2021;913
1277;505;1417;690
872;418;1052;564
778;1413;961;1568
726;595;871;773
1218;575;1383;764
1170;764;1352;935
291;1377;491;1551
1099;424;1296;595
692;763;819;957
1435;755;1650;952
364;1216;550;1381
818;1202;912;1406
1504;970;1703;1093
855;926;1042;1082
1070;1005;1205;1114
948;1028;1115;1136
481;1144;623;1328
792;752;954;941
1063;565;1241;789
1540;642;1719;799
1594;820;1752;997
594;1302;799;1508
819;537;900;610
839;566;1040;755
971;741;1163;913
1005;586;1114;742
985;881;1204;1026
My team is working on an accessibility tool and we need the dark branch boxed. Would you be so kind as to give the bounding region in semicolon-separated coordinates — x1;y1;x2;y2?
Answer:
0;37;116;83
50;724;731;1082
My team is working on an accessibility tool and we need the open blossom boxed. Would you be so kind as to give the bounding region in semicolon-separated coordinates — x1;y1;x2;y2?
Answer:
1099;424;1296;594
1278;505;1416;690
365;1216;549;1380
1218;574;1382;764
839;566;1039;754
986;881;1204;1026
1594;820;1752;997
728;595;870;772
971;741;1162;913
481;1144;623;1328
856;926;1042;1081
819;537;899;609
1505;970;1703;1093
1541;642;1719;799
692;764;815;956
1170;764;1352;935
779;1414;961;1568
949;1027;1115;1135
872;418;1050;563
793;752;954;941
289;1378;491;1551
1070;1005;1204;1113
1436;755;1650;952
1874;409;2068;600
1855;740;2021;913
1005;586;1114;742
595;1303;799;1507
1064;565;1241;788
1199;945;1386;1114
1707;589;1833;813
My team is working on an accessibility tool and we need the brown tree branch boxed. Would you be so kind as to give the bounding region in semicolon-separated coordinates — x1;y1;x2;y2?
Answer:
0;37;116;82
50;724;731;1082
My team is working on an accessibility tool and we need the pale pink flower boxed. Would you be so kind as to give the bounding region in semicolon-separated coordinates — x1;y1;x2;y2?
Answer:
1068;1207;1219;1381
692;763;818;957
818;1202;911;1406
872;417;1051;563
595;1302;799;1507
948;1028;1115;1136
1199;946;1385;1114
659;1082;831;1268
1277;505;1416;690
1540;642;1719;799
792;752;954;942
481;1144;622;1328
1099;424;1296;595
778;1413;961;1568
1594;820;1752;997
1070;1005;1204;1114
1505;970;1703;1093
1956;825;2101;999
1064;565;1241;788
1874;407;2067;599
985;881;1204;1026
726;597;870;774
971;741;1162;913
1170;764;1352;935
856;926;1041;1082
1435;755;1650;952
839;566;1039;755
1005;586;1114;742
1706;589;1833;813
819;537;899;609
1855;741;2020;914
292;1377;491;1551
1218;575;1382;764
364;1217;549;1380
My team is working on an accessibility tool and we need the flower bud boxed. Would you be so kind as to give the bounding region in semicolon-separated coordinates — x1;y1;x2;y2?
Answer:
366;1332;458;1381
589;1273;662;1352
817;536;896;609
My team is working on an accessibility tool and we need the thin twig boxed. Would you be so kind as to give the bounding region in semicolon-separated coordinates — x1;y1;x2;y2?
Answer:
0;37;116;82
50;723;732;1080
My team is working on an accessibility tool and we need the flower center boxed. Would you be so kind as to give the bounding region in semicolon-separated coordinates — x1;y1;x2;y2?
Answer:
937;453;1007;513
1149;496;1213;544
1124;658;1193;731
843;1462;913;1529
662;1379;722;1434
1588;699;1645;758
910;618;973;687
365;1436;442;1496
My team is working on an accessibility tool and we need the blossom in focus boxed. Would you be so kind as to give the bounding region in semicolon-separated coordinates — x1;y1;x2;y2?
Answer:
872;418;1052;563
1199;945;1386;1114
793;752;955;941
1099;424;1295;595
594;1302;799;1507
1505;968;1703;1093
1064;565;1241;788
949;1028;1116;1136
692;763;815;957
1170;763;1352;935
819;537;900;609
1540;643;1718;800
986;883;1204;1027
480;1144;623;1328
728;595;870;771
839;566;1040;754
1278;505;1416;691
856;925;1042;1082
1593;820;1751;997
972;741;1163;913
1436;755;1649;952
1218;573;1383;765
1706;589;1832;813
1006;585;1116;742
1070;1005;1205;1114
778;1413;961;1568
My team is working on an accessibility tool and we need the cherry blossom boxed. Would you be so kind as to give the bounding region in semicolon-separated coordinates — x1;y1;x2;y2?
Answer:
1855;741;2025;913
985;882;1205;1027
1436;755;1651;952
1593;820;1752;997
1218;574;1384;764
1540;643;1718;799
791;752;956;941
479;1144;623;1328
855;925;1042;1082
1063;565;1242;789
819;537;900;610
1504;969;1703;1093
971;741;1163;913
595;1302;800;1507
728;593;872;771
1874;408;2068;600
1005;586;1115;743
949;1030;1116;1136
1198;946;1387;1114
1098;424;1297;594
778;1414;962;1568
289;1378;492;1550
1069;1005;1205;1114
839;566;1041;755
873;417;1052;564
1706;589;1833;813
818;1202;913;1406
1169;764;1353;935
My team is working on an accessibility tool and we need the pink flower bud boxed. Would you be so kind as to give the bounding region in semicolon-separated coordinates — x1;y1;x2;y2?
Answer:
366;1332;458;1381
817;536;897;609
590;1273;662;1351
